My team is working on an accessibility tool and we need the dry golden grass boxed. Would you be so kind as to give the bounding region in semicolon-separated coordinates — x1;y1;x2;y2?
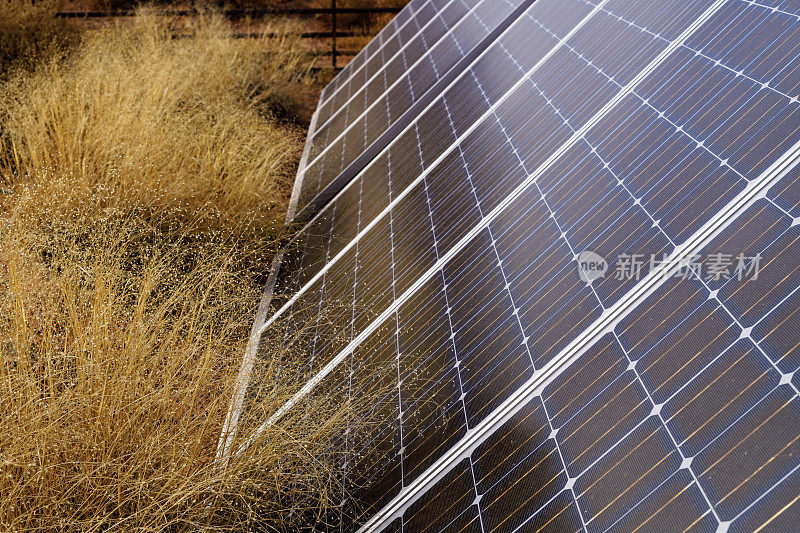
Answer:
1;12;315;233
0;10;372;531
0;0;78;78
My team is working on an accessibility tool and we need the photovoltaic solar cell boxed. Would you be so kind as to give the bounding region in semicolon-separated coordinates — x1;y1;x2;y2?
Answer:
293;0;542;219
314;0;473;131
220;0;800;531
316;0;429;107
404;178;800;532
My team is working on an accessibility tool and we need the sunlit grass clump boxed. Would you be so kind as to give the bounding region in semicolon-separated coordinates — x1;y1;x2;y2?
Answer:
0;0;77;78
0;11;359;531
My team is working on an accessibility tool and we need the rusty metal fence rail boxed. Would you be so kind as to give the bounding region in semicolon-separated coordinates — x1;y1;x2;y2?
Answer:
56;3;404;70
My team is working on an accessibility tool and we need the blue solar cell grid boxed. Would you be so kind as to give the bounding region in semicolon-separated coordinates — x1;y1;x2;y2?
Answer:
233;0;800;531
296;0;539;218
317;0;431;105
315;0;473;131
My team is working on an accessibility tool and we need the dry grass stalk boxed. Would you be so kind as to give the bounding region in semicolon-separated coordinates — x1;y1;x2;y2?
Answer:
0;11;381;531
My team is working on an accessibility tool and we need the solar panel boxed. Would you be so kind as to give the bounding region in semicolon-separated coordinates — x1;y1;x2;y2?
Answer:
220;0;800;530
295;0;449;214
316;0;429;108
314;0;472;132
290;0;543;220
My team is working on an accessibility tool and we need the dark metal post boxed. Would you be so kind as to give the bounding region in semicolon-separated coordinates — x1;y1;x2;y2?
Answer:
331;0;337;70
